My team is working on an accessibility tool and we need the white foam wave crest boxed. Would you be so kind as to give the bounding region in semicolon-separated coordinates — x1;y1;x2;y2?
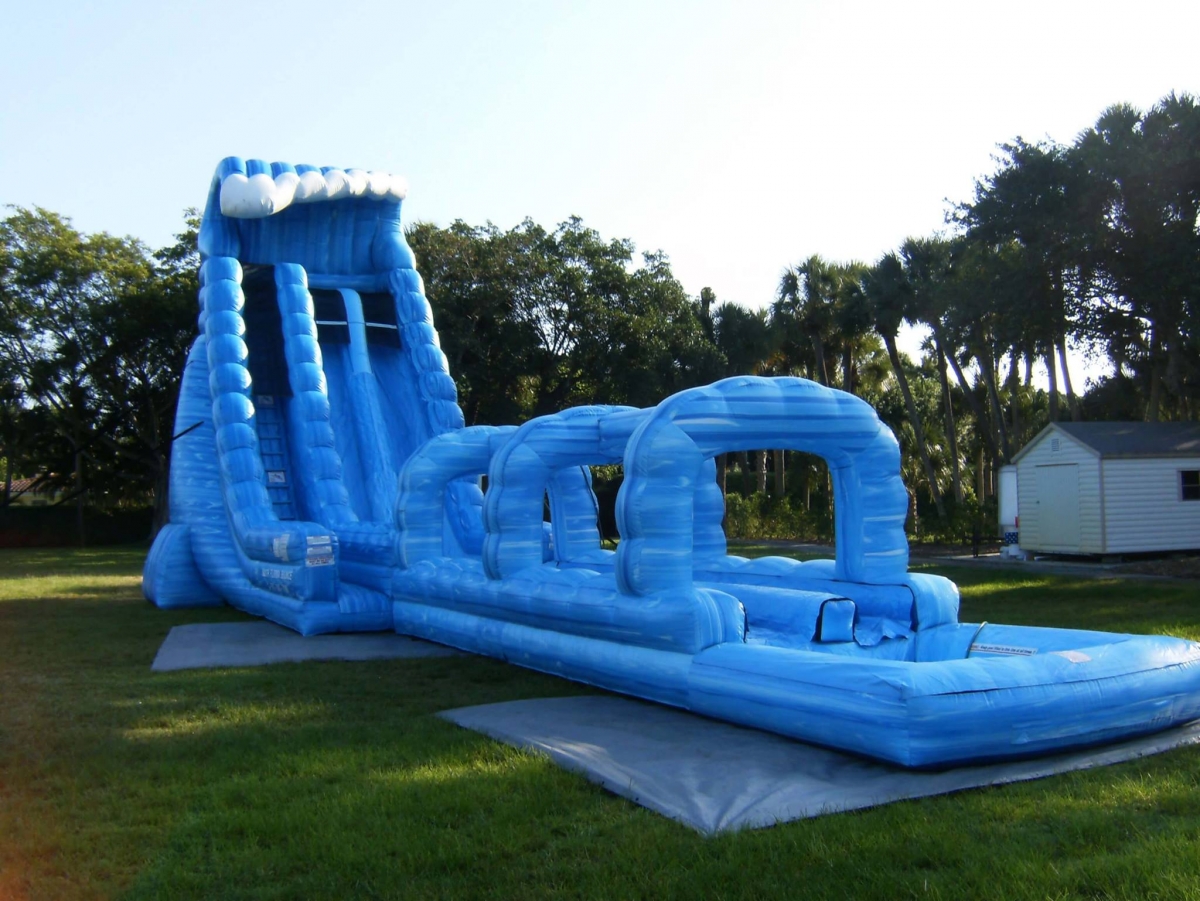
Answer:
219;166;408;218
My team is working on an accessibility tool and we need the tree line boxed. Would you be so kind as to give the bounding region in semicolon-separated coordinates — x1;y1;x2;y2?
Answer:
2;92;1195;543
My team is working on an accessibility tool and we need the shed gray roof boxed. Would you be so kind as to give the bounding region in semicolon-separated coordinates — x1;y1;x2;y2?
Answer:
1016;421;1200;461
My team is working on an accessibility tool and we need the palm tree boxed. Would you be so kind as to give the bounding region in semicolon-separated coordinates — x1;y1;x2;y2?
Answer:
942;239;1027;462
775;255;838;385
861;253;947;519
830;261;873;395
711;300;778;500
712;302;775;376
900;237;964;502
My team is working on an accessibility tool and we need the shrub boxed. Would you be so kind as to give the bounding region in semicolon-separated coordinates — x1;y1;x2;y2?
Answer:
723;493;833;542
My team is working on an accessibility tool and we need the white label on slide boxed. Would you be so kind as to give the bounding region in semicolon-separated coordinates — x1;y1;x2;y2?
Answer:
970;643;1036;657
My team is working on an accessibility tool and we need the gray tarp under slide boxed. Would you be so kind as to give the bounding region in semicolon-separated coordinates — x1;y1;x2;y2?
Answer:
152;621;459;671
441;695;1200;834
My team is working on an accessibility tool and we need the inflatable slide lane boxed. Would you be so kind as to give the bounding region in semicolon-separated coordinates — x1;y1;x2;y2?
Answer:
147;157;1200;767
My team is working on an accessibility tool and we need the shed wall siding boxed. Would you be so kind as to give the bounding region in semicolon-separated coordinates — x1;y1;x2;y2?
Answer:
1102;458;1200;553
1016;433;1102;553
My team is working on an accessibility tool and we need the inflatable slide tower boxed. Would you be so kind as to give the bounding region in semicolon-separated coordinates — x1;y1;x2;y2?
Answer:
144;158;481;634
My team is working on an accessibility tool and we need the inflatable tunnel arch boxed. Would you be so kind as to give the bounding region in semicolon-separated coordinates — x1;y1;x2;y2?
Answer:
481;405;642;580
617;376;909;596
394;425;515;568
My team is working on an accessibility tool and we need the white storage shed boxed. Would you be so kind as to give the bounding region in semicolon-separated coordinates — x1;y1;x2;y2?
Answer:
1013;422;1200;555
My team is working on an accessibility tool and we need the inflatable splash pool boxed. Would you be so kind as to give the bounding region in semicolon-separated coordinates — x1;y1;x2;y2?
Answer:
146;157;1200;767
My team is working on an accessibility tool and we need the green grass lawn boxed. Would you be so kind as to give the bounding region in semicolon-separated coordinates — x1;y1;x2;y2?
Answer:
2;545;1199;900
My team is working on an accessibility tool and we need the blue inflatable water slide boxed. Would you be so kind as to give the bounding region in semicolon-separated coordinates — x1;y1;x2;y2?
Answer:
145;157;1200;768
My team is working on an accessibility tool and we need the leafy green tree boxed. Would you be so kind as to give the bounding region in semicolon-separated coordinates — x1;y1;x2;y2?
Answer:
409;216;722;424
407;219;548;424
1074;93;1200;420
577;246;725;409
0;365;24;503
0;207;197;538
957;138;1102;422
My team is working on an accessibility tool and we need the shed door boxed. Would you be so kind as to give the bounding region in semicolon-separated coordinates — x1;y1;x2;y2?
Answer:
1035;463;1080;550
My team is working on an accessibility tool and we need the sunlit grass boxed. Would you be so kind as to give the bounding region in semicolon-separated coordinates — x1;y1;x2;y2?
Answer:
122;698;333;741
929;565;1200;641
726;540;829;562
1;544;1199;900
0;545;147;602
0;572;142;602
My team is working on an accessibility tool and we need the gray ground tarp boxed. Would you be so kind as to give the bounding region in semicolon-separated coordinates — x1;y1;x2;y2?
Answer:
441;695;1200;834
152;621;459;671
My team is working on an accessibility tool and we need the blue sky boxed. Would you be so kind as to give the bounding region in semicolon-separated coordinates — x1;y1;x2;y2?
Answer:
2;0;1197;378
